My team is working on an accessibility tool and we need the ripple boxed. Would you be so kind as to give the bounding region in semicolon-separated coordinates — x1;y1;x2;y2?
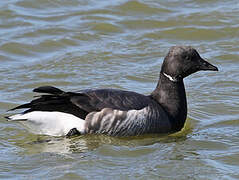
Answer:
0;0;239;179
21;27;72;37
16;0;81;9
88;22;123;34
119;20;168;30
157;27;233;41
216;151;239;166
96;145;157;158
115;1;171;15
0;8;17;19
0;42;34;56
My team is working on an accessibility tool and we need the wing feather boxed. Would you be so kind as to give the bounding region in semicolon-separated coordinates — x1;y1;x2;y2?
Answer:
8;86;153;120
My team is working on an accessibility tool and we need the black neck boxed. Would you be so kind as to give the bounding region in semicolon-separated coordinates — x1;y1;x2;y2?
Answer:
150;72;187;131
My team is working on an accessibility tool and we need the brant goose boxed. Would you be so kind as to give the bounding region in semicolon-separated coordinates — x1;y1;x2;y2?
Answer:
6;46;218;137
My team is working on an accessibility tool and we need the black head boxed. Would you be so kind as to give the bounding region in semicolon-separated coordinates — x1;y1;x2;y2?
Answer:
161;46;218;81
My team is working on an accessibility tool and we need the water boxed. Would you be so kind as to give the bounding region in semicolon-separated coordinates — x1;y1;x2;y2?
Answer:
0;0;239;179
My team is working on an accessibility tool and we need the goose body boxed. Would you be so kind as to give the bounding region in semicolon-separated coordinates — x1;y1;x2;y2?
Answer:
6;46;218;137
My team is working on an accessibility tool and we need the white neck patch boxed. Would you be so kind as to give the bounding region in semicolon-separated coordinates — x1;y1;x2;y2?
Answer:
163;72;178;82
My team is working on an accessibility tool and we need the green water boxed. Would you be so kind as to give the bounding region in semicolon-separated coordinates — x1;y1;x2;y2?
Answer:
0;0;239;179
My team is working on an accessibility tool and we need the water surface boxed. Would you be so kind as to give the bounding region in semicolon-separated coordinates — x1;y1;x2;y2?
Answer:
0;0;239;179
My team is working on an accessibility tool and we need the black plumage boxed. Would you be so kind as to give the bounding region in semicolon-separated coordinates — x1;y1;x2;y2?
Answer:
7;46;218;136
11;87;154;119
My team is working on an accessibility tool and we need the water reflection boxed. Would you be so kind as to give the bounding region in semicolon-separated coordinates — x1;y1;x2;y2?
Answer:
6;116;193;156
13;127;191;155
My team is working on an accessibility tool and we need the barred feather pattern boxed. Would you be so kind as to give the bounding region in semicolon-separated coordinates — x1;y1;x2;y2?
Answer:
84;102;172;136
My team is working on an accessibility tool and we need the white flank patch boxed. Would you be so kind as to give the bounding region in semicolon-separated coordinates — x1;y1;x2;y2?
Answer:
8;111;85;136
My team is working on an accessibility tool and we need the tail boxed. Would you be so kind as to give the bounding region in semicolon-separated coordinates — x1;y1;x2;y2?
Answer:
33;86;64;95
5;114;27;121
6;85;88;120
7;86;65;111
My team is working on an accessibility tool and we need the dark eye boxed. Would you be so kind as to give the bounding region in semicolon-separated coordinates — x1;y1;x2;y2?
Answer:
185;56;190;61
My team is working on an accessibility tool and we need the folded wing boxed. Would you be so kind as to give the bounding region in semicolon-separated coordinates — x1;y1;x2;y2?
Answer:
9;86;153;120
